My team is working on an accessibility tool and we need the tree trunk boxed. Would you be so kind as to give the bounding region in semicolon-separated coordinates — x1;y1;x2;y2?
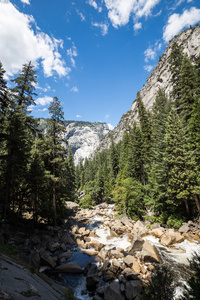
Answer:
123;198;127;216
193;194;200;215
184;199;190;217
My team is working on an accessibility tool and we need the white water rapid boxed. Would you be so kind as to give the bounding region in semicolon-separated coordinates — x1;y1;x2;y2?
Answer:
61;204;200;300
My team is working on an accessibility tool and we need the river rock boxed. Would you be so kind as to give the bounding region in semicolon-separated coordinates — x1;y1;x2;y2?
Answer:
131;260;141;274
160;229;184;246
99;248;108;260
86;275;101;291
120;216;133;228
109;230;119;238
109;248;124;259
78;227;90;236
82;249;98;256
49;242;60;252
141;241;162;263
179;223;190;233
61;233;75;245
123;255;137;268
40;251;57;268
65;201;80;211
59;251;73;260
125;280;142;300
152;228;164;238
90;240;105;251
96;285;107;296
103;269;116;281
56;262;82;273
104;281;125;300
128;236;144;253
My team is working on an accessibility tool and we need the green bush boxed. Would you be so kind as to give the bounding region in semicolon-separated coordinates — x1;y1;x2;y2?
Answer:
79;194;94;209
166;215;185;229
140;265;175;300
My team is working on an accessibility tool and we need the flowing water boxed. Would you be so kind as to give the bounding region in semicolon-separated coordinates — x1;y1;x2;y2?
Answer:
51;205;200;299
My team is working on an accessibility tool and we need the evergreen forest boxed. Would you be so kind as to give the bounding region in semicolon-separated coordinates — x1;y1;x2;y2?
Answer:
0;41;200;229
76;42;200;228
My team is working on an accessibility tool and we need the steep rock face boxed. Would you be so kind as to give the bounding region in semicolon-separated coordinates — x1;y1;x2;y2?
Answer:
97;25;200;152
64;121;110;165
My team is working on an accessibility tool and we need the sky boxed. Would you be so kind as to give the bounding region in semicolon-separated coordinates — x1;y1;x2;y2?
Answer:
0;0;200;128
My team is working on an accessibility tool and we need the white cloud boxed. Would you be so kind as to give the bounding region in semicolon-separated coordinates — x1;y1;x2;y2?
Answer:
144;64;154;72
38;108;48;112
144;40;162;64
88;0;102;12
0;1;70;77
103;0;160;28
105;114;110;119
71;86;79;93
92;22;109;35
35;96;53;106
76;9;86;21
144;47;156;62
133;22;142;32
27;104;34;111
76;114;82;118
107;123;114;130
67;42;78;67
20;0;30;4
163;7;200;42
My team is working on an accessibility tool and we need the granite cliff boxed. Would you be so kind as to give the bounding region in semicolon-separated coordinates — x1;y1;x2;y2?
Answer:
64;121;111;165
97;24;200;152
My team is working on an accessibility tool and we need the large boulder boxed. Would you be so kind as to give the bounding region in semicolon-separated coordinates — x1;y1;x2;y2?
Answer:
179;223;190;234
125;280;142;300
128;236;144;253
104;281;125;300
89;240;105;251
61;233;75;245
160;229;184;246
120;216;133;228
141;241;162;263
65;201;80;211
152;228;165;238
40;251;57;268
123;255;137;268
86;275;101;291
55;262;82;273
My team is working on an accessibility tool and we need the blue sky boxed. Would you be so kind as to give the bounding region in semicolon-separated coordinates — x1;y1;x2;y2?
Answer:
0;0;200;128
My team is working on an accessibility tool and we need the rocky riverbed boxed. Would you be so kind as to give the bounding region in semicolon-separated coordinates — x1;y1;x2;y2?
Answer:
1;202;200;299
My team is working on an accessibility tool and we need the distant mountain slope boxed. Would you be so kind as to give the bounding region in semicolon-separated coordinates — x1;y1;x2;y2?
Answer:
97;24;200;152
64;121;110;165
38;119;111;165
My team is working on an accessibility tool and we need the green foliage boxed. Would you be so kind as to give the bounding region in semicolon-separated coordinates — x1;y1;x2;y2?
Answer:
113;175;144;220
140;265;175;300
181;252;200;300
166;215;185;228
79;194;94;209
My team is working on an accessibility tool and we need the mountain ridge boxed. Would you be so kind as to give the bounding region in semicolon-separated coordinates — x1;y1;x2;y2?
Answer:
95;24;200;153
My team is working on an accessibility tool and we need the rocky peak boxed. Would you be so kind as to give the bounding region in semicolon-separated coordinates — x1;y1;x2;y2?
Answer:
97;24;200;151
64;121;111;165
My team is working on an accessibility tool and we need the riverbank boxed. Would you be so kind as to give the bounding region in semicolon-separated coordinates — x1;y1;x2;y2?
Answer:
1;202;200;299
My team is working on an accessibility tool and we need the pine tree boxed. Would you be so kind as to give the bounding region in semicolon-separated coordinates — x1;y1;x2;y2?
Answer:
0;61;8;112
181;253;200;300
140;265;175;300
11;61;37;107
65;144;76;201
135;92;152;185
169;42;183;107
45;97;67;225
179;55;196;123
164;110;196;217
148;89;171;212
